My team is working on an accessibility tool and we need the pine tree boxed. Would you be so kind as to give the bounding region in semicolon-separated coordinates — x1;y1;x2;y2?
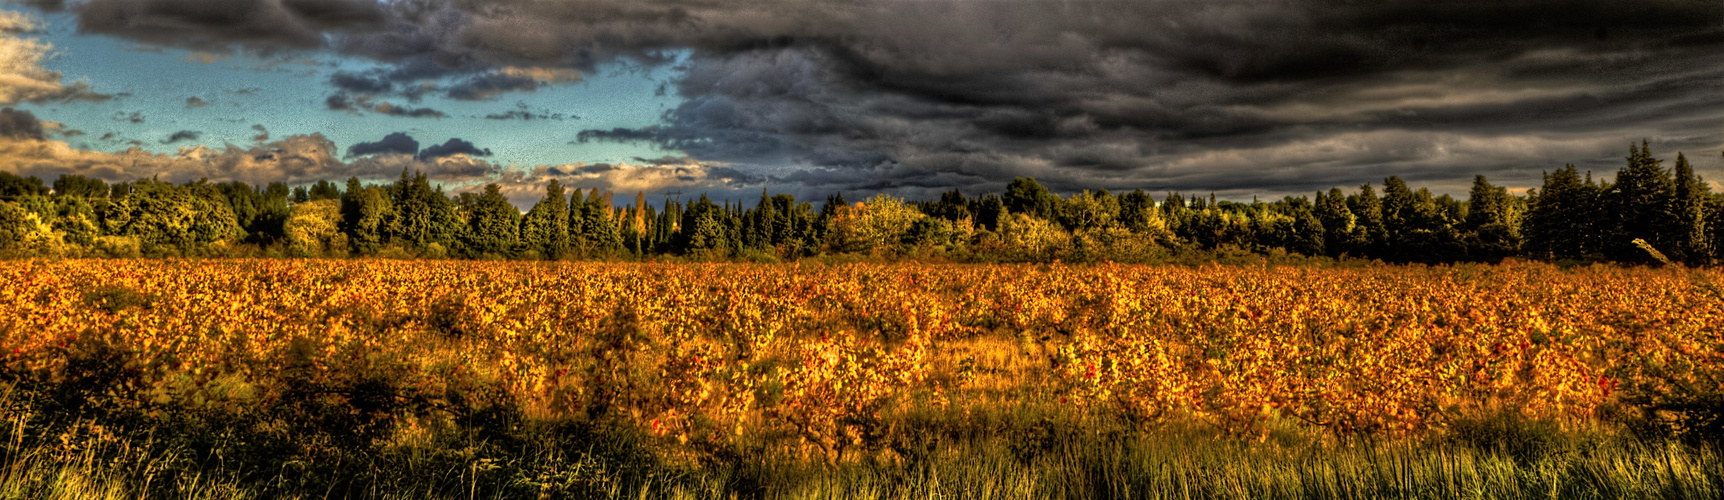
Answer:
1524;165;1596;260
1462;175;1520;261
519;180;569;258
1670;152;1710;264
458;184;520;258
389;170;457;251
1610;141;1676;262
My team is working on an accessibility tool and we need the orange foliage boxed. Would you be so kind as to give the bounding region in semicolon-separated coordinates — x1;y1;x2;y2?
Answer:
1;259;1718;452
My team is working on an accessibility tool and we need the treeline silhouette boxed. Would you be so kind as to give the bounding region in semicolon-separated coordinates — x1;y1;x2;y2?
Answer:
1;141;1718;265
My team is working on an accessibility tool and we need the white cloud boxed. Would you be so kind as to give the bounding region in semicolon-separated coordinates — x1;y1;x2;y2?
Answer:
0;10;105;104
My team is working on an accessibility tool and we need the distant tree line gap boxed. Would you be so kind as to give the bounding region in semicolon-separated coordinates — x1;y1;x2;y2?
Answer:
1;141;1719;266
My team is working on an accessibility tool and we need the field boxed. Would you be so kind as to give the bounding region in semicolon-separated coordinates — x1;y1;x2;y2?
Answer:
1;259;1721;498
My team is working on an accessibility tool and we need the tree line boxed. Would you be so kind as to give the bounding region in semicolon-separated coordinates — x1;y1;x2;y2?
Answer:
1;141;1719;265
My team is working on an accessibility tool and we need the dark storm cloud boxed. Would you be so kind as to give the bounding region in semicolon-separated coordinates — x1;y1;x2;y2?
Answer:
631;155;693;166
418;137;491;160
443;72;538;100
24;0;1723;198
371;101;446;118
0;107;45;140
326;92;447;118
574;127;662;145
161;130;200;144
347;131;419;157
185;96;208;108
67;0;385;50
250;124;269;141
14;0;64;12
329;70;393;94
483;109;568;121
110;110;144;123
570;163;619;174
324;93;352;110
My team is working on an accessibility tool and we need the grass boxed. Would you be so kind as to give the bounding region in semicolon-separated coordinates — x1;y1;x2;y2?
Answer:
1;381;1718;500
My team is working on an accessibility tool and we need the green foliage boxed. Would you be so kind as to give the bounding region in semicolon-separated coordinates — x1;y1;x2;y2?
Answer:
1316;188;1359;256
0;201;61;255
388;170;460;251
824;194;924;254
98;179;240;254
0;138;1719;265
1670;153;1711;264
457;184;521;258
998;212;1070;261
1463;175;1521;262
1053;190;1113;234
0;170;49;198
1525;165;1610;260
573;188;623;257
1611;141;1678;263
339;178;393;255
1004;177;1057;220
518;179;570;258
283;199;346;256
52;174;108;198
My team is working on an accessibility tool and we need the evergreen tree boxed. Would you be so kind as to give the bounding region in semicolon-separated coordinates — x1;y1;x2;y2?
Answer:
1277;196;1325;256
1670;153;1710;264
458;184;520;257
1523;165;1605;260
1117;189;1158;233
307;180;342;201
387;170;458;250
921;189;972;221
576;188;622;255
519;180;570;258
1711;152;1724;263
1610;141;1676;261
678;195;728;254
747;189;776;250
1462;175;1520;262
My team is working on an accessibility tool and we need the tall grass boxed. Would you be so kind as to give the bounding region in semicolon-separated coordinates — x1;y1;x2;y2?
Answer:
1;385;1717;499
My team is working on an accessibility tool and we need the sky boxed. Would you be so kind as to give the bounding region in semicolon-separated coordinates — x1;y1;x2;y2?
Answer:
0;0;1719;207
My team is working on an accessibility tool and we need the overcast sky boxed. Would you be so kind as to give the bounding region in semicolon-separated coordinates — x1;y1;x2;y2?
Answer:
1;0;1719;206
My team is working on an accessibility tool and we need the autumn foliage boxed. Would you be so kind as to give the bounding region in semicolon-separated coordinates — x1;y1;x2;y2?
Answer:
2;259;1720;462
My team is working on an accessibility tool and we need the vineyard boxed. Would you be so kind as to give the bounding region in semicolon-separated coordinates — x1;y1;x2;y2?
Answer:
1;259;1722;498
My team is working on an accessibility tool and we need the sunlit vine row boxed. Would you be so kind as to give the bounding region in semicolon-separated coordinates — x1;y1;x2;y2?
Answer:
1;259;1719;456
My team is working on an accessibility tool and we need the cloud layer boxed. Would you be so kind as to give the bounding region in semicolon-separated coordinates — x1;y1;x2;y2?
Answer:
0;9;109;105
6;0;1722;200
